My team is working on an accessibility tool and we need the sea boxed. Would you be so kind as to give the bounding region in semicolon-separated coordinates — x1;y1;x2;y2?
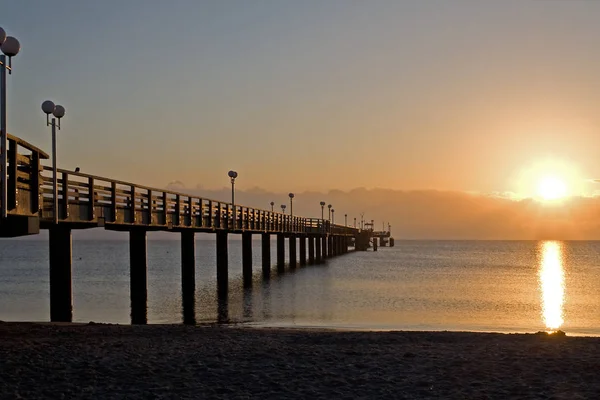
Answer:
2;238;600;336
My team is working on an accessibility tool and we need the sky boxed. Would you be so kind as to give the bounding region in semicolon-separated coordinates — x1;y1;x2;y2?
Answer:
4;0;600;239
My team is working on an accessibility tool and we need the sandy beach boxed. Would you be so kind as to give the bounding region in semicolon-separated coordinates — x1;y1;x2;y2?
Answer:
1;322;599;399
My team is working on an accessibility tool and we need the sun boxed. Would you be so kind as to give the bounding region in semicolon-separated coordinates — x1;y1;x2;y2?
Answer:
537;176;568;201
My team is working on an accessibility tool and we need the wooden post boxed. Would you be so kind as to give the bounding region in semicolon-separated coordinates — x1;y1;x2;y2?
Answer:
315;235;322;264
328;235;334;257
181;231;196;325
31;151;41;214
49;225;72;322
322;235;328;259
129;229;148;324
242;232;252;288
277;233;285;273
308;236;315;264
216;231;228;297
88;177;95;221
7;139;16;210
262;233;271;279
289;235;297;269
110;182;117;222
299;235;306;266
129;229;147;324
61;172;69;220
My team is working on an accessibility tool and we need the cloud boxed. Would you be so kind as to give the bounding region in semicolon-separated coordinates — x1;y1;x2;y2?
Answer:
156;184;600;240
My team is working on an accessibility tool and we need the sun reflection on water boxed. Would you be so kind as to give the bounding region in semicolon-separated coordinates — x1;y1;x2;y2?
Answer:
539;241;565;331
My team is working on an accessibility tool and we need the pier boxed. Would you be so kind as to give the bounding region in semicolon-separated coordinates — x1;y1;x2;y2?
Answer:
0;133;389;324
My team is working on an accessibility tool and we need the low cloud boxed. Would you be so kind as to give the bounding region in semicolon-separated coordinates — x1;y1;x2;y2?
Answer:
159;185;600;240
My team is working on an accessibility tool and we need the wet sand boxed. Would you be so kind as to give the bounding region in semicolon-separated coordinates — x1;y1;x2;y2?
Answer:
1;322;598;399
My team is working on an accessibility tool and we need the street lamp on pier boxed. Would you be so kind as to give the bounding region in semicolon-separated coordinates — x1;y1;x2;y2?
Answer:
0;28;21;219
288;193;294;217
331;209;335;225
320;201;326;219
228;170;238;228
281;204;286;213
328;204;332;221
270;201;274;212
41;101;66;224
345;214;347;227
354;217;357;228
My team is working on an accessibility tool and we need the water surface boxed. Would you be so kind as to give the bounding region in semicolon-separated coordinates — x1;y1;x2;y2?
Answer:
2;239;600;335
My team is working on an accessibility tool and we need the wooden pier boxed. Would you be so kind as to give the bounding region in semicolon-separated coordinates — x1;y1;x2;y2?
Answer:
0;133;381;324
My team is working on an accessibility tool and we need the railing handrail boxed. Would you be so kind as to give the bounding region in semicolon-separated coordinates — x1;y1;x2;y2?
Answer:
8;133;49;159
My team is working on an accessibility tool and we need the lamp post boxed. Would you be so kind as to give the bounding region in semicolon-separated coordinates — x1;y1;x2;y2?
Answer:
0;28;21;219
281;204;286;213
41;101;66;224
354;217;357;228
328;204;332;222
331;209;335;225
320;201;325;219
270;201;274;212
345;214;347;227
288;193;294;217
228;170;237;228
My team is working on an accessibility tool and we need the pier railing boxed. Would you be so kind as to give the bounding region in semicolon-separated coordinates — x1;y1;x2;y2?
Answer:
1;134;49;217
37;165;357;235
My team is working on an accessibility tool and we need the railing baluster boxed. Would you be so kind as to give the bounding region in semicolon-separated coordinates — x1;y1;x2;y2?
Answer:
31;151;40;214
162;192;168;225
130;185;136;223
61;172;69;220
175;194;181;226
7;139;17;210
110;182;117;222
187;197;193;227
88;177;95;220
147;189;152;225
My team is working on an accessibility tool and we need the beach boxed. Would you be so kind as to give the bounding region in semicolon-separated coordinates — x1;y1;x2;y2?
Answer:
1;323;598;399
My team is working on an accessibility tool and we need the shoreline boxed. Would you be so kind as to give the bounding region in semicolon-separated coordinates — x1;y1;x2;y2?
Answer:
2;322;600;399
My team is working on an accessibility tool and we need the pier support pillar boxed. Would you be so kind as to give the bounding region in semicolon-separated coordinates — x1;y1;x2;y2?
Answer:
216;231;228;297
242;232;252;288
129;229;148;325
308;236;315;264
277;234;285;273
328;236;334;257
262;233;271;279
181;231;196;325
49;225;73;323
373;237;378;252
315;236;322;264
299;235;307;266
322;235;328;259
289;235;297;269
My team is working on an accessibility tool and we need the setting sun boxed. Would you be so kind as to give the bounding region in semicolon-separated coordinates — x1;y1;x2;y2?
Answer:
537;176;568;201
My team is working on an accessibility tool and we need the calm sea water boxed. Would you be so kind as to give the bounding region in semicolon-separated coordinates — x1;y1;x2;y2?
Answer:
1;239;600;335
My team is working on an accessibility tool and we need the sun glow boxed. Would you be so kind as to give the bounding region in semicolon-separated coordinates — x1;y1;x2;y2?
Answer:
537;176;568;201
513;159;584;200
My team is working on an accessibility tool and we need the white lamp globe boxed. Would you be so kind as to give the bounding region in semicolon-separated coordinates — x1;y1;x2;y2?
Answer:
41;100;56;115
1;36;20;57
0;28;6;46
53;105;65;119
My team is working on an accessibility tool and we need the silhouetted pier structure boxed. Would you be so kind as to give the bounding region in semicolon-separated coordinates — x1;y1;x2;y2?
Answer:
0;133;386;324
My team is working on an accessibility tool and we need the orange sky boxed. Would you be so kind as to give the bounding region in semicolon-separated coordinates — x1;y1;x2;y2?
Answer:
6;1;600;238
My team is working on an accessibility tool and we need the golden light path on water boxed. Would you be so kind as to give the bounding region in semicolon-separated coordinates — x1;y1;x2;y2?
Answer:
539;241;565;331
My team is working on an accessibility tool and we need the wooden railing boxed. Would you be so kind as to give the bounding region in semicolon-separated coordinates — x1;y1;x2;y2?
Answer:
38;166;357;235
2;134;49;216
